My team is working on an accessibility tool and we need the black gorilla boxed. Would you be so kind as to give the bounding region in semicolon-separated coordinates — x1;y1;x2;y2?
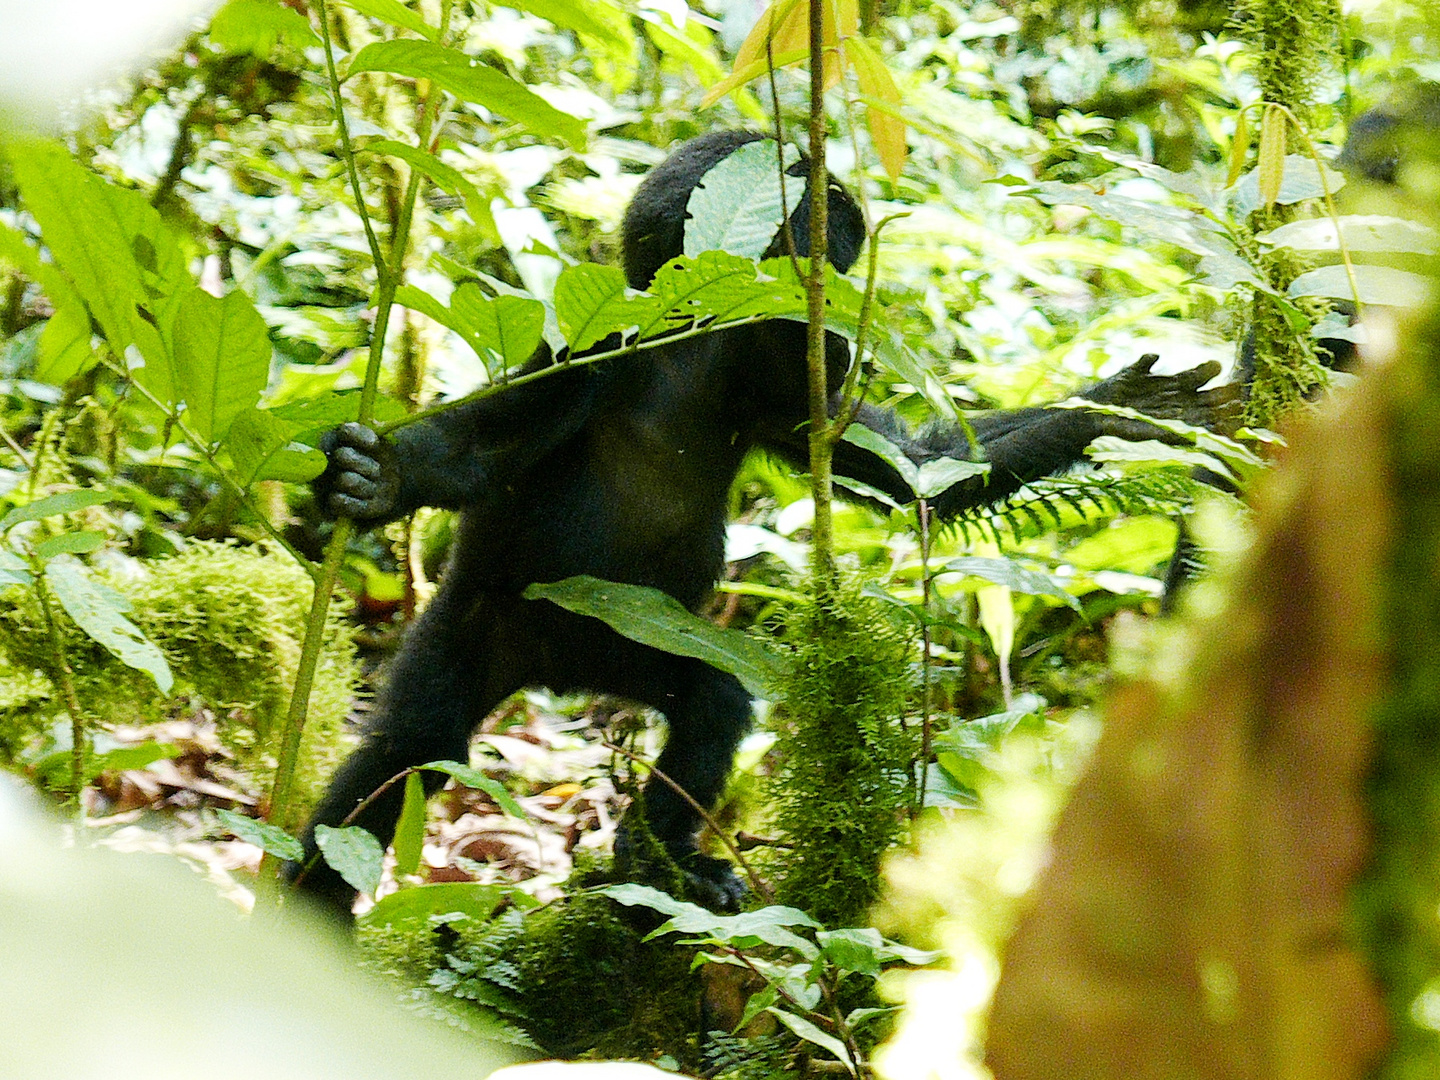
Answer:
292;130;1232;915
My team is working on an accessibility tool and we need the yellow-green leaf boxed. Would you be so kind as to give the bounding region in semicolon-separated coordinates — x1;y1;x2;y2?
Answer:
1257;105;1286;210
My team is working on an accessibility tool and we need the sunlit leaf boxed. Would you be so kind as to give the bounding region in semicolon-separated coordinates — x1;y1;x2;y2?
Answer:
0;490;113;533
336;0;439;40
392;771;427;878
172;289;272;445
215;808;305;861
1226;107;1250;189
363;139;494;230
44;555;173;693
314;824;385;897
34;531;106;559
1288;264;1431;307
1261;215;1438;255
346;41;586;148
360;882;508;929
419;760;526;820
525;576;788;697
209;0;320;52
553;263;658;350
684;139;803;261
846;36;907;180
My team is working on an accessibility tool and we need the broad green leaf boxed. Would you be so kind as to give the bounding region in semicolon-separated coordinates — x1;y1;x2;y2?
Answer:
419;760;526;820
683;139;804;261
360;882;507;929
363;140;492;228
769;1008;854;1068
34;531;106;559
11;142;191;405
90;740;182;777
1087;436;1237;481
172;289;272;445
399;283;544;372
1260;215;1438;255
502;0;633;52
0;489;113;533
1231;155;1346;217
0;551;32;589
226;407;327;484
646;902;822;949
599;882;702;918
525;576;788;698
553;263;659;351
37;303;95;385
0;222;95;382
215;808;305;861
209;0;320;53
313;824;385;897
393;771;427;877
336;0;439;40
1226;108;1250;189
1287;264;1431;307
346;41;586;148
841;424;919;493
939;555;1081;610
44;555;173;694
737;984;779;1032
651;251;805;327
914;456;991;499
818;926;886;977
846;36;908;180
452;288;546;370
1018;181;1233;259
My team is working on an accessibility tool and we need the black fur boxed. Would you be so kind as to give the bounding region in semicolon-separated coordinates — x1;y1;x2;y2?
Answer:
293;131;1231;916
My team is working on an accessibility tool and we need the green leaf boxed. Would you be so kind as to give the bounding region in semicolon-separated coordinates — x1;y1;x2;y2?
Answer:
44;556;173;693
684;139;804;261
226;407;327;484
393;771;427;877
818;927;885;977
599;882;702;918
842;423;988;501
172;289;272;445
525;576;788;698
737;984;779;1033
1231;155;1346;217
650;905;821;953
768;1008;854;1068
651;251;805;328
336;0;439;40
502;0;634;52
419;760;526;820
0;550;32;589
346;41;586;148
209;0;320;53
0;489;113;533
34;531;106;559
214;808;306;861
1287;264;1431;307
939;556;1081;610
360;882;508;929
363;140;491;228
397;284;545;372
1260;214;1438;255
553;263;658;351
11;141;190;405
37;303;95;385
1086;436;1237;481
90;740;182;776
313;824;385;897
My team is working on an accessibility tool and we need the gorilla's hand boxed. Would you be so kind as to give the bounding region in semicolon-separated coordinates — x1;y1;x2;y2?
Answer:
313;422;401;521
1083;354;1241;440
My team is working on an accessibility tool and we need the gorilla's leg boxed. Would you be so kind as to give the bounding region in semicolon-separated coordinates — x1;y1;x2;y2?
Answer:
289;587;516;916
613;658;754;910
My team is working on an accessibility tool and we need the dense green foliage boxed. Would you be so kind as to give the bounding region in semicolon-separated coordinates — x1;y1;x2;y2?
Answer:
0;0;1437;1074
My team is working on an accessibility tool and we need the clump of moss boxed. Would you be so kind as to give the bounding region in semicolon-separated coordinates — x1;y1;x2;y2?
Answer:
365;881;702;1063
766;579;916;927
0;540;357;813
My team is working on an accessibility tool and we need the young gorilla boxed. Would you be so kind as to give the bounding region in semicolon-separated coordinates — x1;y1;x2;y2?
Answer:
293;130;1233;916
